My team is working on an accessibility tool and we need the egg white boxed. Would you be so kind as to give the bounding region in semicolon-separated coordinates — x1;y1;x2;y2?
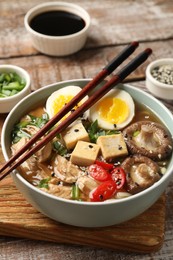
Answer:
89;89;135;130
45;85;88;122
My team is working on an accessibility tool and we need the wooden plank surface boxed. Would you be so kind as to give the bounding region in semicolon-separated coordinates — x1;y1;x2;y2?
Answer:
0;0;173;58
0;40;173;92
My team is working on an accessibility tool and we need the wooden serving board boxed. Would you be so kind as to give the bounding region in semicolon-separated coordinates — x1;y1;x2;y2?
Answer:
0;116;166;253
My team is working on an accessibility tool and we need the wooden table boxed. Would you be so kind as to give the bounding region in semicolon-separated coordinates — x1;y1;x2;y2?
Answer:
0;0;173;259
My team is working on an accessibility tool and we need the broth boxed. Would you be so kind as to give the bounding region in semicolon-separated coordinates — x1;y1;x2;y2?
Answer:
11;100;172;202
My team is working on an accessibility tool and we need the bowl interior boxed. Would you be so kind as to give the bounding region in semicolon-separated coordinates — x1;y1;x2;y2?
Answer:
1;80;173;202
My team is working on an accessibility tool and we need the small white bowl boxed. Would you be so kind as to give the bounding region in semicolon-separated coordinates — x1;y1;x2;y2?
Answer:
0;65;31;113
146;58;173;100
24;2;91;56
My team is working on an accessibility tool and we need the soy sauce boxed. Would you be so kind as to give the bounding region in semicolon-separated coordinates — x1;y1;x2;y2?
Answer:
30;10;86;36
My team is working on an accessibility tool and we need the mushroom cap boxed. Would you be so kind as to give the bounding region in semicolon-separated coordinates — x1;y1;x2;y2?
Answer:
121;154;160;194
123;121;173;160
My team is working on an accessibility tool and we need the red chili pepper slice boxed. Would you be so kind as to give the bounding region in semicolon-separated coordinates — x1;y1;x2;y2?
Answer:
111;167;126;189
90;180;117;202
95;160;114;171
88;164;111;182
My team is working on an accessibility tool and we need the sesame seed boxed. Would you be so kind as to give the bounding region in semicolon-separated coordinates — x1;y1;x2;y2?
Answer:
118;145;122;150
151;64;173;85
99;194;104;200
158;154;162;159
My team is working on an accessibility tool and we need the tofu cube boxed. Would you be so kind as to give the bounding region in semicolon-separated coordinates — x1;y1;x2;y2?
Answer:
61;122;89;150
70;141;100;166
97;134;128;160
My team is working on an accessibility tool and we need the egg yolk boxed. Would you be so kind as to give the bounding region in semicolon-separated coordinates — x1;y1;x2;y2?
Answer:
97;97;129;124
51;94;77;117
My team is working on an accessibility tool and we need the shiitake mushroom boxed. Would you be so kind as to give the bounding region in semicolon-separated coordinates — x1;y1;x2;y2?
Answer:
121;154;160;194
123;121;173;160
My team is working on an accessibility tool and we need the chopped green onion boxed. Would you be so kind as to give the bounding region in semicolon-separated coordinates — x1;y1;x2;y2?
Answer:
38;177;51;189
53;140;68;156
0;73;5;82
28;113;49;128
11;113;49;144
72;184;80;200
10;89;19;96
1;89;11;96
4;73;11;82
0;71;26;98
133;130;140;137
87;120;119;143
0;93;6;98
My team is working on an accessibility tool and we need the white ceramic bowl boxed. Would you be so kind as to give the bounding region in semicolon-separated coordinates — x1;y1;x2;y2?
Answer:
146;58;173;100
24;2;90;56
0;65;31;113
1;80;173;227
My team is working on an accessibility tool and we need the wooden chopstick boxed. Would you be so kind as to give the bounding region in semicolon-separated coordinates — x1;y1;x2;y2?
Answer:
0;42;138;176
0;47;152;181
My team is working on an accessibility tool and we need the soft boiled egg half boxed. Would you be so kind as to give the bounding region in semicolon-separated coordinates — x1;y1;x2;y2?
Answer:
46;86;88;123
89;89;135;130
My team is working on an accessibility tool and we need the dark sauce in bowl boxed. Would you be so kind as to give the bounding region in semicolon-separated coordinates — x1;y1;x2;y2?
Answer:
30;10;86;36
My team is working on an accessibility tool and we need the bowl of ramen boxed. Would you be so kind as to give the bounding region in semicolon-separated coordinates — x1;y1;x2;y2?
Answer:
1;79;173;227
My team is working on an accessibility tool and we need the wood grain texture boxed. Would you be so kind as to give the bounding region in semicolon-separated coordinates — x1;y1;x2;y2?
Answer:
0;40;173;92
0;0;173;58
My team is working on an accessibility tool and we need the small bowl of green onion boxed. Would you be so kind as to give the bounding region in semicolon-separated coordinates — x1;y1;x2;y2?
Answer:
0;65;31;113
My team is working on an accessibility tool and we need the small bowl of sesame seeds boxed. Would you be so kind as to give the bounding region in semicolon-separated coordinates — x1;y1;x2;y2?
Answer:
146;58;173;100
